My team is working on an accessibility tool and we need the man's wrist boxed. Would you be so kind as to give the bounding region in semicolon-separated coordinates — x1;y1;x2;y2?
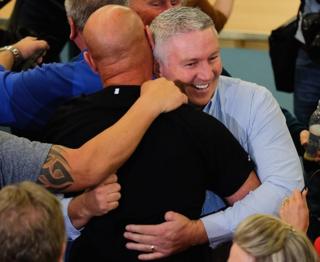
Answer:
68;195;92;229
137;95;163;117
0;45;22;64
190;219;209;246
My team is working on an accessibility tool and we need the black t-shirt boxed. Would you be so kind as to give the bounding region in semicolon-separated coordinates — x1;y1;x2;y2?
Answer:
44;86;253;262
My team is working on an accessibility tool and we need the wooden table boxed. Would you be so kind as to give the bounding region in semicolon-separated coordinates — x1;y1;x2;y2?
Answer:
0;0;15;28
218;0;300;49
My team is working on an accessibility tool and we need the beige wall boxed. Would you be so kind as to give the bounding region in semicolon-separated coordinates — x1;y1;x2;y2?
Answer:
217;0;300;49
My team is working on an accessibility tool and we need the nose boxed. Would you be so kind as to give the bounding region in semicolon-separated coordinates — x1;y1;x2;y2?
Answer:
197;62;214;82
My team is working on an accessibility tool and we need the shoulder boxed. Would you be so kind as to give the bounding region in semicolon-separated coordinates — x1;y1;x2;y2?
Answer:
0;131;51;176
0;132;52;187
217;76;277;112
218;76;272;98
174;104;225;127
0;131;51;153
170;105;236;142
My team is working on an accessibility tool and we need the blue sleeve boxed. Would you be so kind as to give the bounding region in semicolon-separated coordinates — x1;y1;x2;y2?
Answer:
0;55;102;130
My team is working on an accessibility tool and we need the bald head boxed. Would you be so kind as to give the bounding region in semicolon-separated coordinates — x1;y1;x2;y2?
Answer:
84;5;146;63
83;5;153;85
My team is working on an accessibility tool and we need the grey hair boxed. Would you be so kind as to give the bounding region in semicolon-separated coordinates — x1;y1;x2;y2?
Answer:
234;214;318;262
64;0;128;31
149;7;215;61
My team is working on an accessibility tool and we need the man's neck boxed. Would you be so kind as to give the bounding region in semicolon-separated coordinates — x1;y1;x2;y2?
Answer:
101;65;153;88
73;33;86;51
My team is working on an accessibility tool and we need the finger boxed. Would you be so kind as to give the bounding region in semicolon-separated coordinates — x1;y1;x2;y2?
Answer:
41;40;49;48
138;252;166;260
165;211;179;221
281;197;290;208
300;130;309;146
125;224;162;235
107;201;119;211
126;242;157;253
292;189;301;201
106;192;121;202
302;188;308;198
36;56;43;64
302;189;308;204
103;182;121;192
279;204;288;218
123;232;157;244
97;182;120;193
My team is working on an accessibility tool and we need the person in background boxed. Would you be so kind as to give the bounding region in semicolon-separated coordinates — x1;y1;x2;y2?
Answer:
185;0;233;32
7;0;72;63
228;214;318;262
0;181;66;262
282;108;308;157
0;36;48;70
294;0;320;127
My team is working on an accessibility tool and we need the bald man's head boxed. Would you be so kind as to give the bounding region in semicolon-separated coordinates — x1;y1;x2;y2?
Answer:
83;5;153;85
84;5;148;65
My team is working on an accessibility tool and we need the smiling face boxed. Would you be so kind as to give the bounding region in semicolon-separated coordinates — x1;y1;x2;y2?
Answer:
129;0;181;25
157;28;222;107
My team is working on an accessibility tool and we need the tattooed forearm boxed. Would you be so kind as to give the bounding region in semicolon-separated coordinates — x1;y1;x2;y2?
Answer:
37;145;74;192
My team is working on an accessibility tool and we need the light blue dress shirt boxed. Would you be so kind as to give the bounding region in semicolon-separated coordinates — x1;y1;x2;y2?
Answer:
60;197;82;240
201;76;304;247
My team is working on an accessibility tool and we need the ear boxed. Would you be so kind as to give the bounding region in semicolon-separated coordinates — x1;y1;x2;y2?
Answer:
83;51;98;73
145;26;155;50
68;17;78;40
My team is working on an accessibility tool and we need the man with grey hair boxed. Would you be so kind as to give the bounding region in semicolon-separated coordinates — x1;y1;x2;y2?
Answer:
124;7;304;260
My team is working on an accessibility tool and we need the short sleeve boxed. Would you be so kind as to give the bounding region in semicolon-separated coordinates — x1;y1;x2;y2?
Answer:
0;131;52;187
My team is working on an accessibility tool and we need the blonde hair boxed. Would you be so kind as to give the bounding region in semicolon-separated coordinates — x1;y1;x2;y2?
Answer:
234;214;318;262
0;182;65;262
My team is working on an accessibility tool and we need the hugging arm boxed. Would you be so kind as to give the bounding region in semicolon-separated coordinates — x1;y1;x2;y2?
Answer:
124;170;260;260
37;78;187;192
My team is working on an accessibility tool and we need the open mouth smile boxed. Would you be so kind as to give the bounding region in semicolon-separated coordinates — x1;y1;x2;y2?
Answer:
193;83;209;90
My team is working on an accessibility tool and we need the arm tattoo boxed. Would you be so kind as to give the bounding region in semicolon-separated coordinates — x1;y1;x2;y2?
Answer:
37;145;74;192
